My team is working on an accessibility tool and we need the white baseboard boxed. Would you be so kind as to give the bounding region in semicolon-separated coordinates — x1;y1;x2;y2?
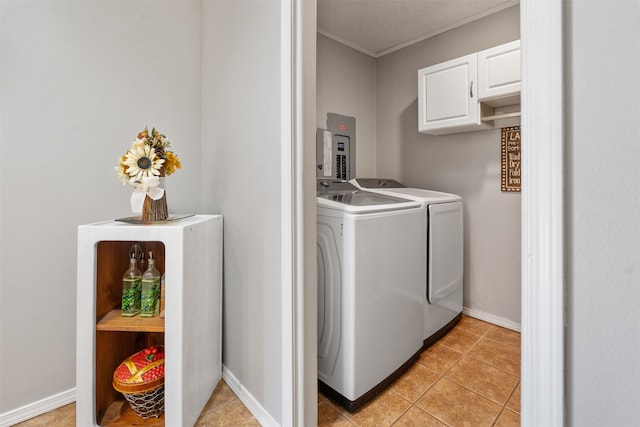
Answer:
463;307;521;332
0;371;278;427
0;388;75;427
222;365;279;427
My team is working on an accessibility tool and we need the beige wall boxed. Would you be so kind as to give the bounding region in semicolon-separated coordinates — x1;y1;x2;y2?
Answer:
1;0;311;423
0;0;203;414
201;1;285;423
565;0;640;423
375;5;521;326
317;5;522;325
317;34;377;178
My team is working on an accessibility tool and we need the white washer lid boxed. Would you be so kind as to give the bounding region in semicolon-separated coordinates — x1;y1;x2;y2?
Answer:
351;178;462;203
317;180;421;213
376;187;462;203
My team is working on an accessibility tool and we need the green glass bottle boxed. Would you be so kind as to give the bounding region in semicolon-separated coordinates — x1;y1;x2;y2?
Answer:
141;251;161;317
121;256;142;316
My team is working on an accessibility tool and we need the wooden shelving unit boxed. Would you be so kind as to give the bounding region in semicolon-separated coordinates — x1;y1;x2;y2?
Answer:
77;216;223;427
93;240;166;426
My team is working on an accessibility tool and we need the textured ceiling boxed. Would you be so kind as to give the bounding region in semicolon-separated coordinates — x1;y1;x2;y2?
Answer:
317;0;519;57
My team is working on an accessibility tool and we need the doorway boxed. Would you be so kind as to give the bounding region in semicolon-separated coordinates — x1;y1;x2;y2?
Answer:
288;0;564;425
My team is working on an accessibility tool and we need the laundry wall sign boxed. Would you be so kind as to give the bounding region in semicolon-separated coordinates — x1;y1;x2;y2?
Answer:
501;126;521;192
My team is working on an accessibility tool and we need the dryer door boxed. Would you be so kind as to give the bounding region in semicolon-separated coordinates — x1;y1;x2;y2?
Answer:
428;201;464;303
317;219;342;378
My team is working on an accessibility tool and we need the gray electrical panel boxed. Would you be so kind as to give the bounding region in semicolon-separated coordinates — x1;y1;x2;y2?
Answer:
316;113;356;181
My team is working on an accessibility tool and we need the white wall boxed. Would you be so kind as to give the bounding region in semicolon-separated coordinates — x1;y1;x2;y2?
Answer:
316;6;521;325
565;0;640;424
0;0;203;415
201;1;284;424
316;34;377;177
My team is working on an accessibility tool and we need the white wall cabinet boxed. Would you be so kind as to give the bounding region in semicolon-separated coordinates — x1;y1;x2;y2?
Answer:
418;53;490;135
478;40;521;101
418;40;520;135
76;215;223;427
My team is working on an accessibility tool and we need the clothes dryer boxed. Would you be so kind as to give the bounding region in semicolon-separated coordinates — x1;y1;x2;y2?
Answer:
351;179;464;346
317;181;425;411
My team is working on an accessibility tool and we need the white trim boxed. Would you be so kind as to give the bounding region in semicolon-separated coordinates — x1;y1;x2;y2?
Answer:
520;0;564;426
222;367;279;427
296;1;318;426
316;28;378;58
286;1;317;425
463;307;521;332
0;388;75;427
281;0;295;425
318;0;519;59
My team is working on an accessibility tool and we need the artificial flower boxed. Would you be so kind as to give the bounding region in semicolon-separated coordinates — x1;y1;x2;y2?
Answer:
135;126;171;149
123;143;164;182
116;126;181;189
137;128;149;140
164;151;182;176
115;155;129;184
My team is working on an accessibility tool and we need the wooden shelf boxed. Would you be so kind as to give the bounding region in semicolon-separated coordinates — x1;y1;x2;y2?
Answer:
99;398;164;426
97;309;164;333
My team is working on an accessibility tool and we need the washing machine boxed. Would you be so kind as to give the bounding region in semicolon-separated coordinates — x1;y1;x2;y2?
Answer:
351;178;464;347
317;180;426;411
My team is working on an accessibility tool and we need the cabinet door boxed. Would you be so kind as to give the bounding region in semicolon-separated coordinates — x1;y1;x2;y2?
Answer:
478;40;521;100
418;53;485;135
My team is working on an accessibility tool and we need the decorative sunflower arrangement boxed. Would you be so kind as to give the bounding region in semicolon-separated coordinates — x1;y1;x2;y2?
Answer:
116;127;181;219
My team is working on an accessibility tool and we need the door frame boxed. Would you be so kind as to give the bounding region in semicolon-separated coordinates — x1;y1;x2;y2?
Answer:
285;0;566;425
520;0;564;425
282;0;317;426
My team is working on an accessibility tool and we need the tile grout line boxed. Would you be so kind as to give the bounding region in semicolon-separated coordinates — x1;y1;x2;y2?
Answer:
492;382;521;427
503;378;521;414
491;406;507;427
447;350;520;386
386;393;415;427
388;386;453;427
479;334;521;352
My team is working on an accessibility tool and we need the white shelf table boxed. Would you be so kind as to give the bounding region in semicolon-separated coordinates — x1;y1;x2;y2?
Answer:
76;215;223;426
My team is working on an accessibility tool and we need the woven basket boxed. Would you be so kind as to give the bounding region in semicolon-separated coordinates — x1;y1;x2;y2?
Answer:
113;345;165;419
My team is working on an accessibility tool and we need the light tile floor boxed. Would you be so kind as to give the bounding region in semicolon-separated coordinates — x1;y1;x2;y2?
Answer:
14;316;519;427
12;380;258;427
319;315;521;427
